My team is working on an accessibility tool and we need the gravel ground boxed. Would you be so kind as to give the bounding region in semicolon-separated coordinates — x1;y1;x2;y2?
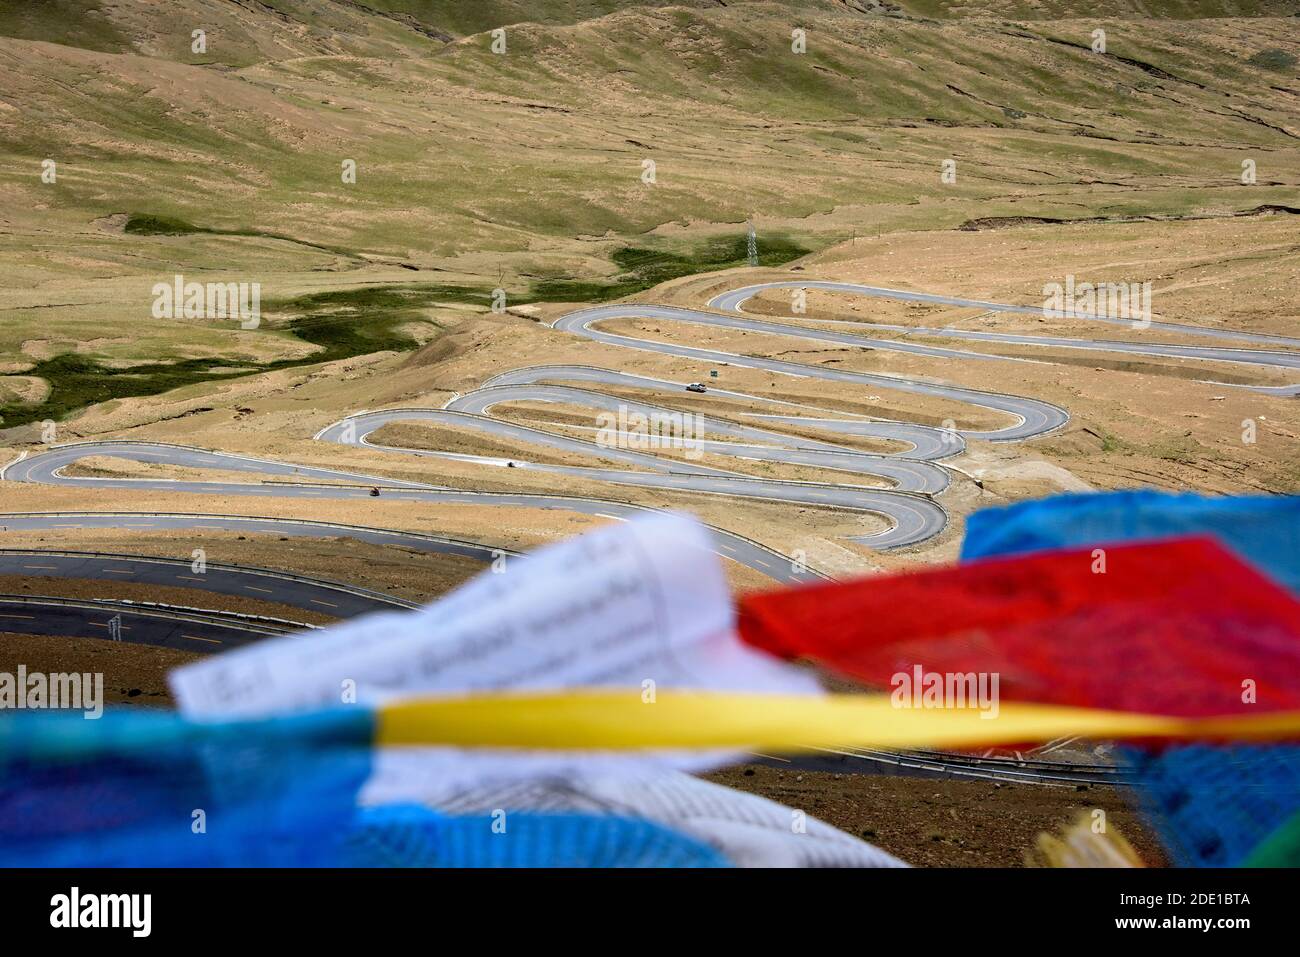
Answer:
705;763;1167;868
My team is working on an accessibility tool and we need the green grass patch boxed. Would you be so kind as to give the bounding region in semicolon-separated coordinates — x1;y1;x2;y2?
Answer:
0;0;131;53
0;284;491;429
3;353;256;429
123;214;358;257
528;233;811;302
276;284;490;363
1;234;809;427
122;214;206;236
1248;48;1298;72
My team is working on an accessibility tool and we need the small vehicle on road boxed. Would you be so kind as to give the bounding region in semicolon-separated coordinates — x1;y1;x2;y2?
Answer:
686;382;707;393
369;487;380;497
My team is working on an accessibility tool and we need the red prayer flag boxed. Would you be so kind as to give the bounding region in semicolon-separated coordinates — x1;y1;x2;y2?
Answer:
737;536;1300;718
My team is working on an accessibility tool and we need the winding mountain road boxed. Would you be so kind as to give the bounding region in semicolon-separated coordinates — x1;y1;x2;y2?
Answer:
0;449;828;585
483;366;966;459
552;303;1071;440
6;276;1298;609
713;280;1300;353
710;280;1300;396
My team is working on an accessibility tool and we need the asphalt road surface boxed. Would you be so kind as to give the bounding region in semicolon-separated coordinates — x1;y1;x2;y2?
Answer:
448;384;953;491
0;595;297;652
710;280;1300;393
2;451;826;585
317;400;950;546
552;303;1071;440
0;547;414;618
482;366;966;459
